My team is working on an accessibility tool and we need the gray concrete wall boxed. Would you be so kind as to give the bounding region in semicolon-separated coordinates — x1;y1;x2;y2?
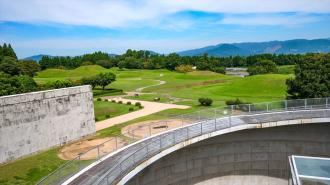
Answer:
0;85;95;164
126;123;330;185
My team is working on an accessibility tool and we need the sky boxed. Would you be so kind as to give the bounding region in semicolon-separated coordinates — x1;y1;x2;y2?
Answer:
1;0;330;58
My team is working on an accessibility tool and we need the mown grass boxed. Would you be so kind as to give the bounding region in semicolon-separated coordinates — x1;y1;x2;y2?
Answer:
277;65;295;74
94;100;138;121
0;148;65;185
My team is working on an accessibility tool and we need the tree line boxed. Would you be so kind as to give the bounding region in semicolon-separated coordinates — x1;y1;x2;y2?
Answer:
40;49;322;70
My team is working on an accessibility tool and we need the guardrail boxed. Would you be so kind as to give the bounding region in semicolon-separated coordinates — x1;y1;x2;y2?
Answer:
37;97;330;185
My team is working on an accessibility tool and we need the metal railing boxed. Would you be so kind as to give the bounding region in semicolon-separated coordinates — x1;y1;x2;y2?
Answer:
37;97;330;185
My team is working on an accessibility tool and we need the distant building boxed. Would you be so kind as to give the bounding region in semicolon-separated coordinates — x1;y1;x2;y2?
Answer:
225;67;249;77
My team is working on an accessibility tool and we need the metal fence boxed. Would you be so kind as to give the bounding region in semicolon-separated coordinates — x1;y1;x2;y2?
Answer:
37;97;330;185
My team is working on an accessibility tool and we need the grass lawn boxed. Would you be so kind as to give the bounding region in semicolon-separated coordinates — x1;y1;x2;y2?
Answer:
277;65;295;74
0;148;65;185
94;100;138;121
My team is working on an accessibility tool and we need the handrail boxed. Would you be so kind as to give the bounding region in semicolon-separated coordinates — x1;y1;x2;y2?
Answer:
37;97;330;185
96;108;330;185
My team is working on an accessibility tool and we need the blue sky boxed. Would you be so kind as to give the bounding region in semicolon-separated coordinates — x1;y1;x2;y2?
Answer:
1;0;330;58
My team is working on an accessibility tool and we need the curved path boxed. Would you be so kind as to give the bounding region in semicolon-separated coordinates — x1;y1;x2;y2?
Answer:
96;98;189;131
135;80;165;93
64;104;330;185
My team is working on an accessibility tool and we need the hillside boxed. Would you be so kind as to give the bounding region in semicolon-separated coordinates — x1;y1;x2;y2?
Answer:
178;38;330;56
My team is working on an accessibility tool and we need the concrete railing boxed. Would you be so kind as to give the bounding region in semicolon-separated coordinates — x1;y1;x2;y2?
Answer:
38;97;330;185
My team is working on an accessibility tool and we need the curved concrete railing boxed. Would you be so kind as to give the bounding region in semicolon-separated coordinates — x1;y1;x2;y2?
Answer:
61;98;330;185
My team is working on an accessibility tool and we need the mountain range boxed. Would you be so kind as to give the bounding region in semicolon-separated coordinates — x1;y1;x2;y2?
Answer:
178;38;330;56
23;38;330;60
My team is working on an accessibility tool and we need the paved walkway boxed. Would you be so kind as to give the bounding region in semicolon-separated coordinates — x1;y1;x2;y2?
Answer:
95;98;190;131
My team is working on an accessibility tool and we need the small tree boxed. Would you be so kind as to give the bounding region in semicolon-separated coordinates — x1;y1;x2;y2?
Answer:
96;72;116;90
81;76;98;89
18;60;41;77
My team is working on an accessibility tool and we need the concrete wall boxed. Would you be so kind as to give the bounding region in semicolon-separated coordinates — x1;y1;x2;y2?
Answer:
0;86;95;164
126;123;330;185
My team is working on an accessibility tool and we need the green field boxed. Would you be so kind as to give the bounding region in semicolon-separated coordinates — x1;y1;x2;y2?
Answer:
0;148;65;185
35;65;291;103
94;100;138;121
0;65;292;184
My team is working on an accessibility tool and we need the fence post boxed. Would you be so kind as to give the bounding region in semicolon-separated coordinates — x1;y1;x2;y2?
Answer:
200;123;202;134
173;132;175;144
230;105;233;126
78;155;81;170
181;115;184;127
248;104;251;113
149;124;151;136
285;100;287;110
326;98;328;108
305;99;307;109
97;146;100;159
115;137;118;149
266;103;269;112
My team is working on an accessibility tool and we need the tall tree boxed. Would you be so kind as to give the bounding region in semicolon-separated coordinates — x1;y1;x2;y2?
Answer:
286;54;330;99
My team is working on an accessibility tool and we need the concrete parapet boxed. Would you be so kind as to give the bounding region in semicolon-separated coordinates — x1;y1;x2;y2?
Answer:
0;86;95;164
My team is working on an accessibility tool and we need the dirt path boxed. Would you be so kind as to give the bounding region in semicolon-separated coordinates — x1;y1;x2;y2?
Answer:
96;98;190;131
121;119;195;139
58;137;127;160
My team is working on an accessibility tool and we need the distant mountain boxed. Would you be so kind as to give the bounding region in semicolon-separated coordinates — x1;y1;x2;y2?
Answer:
178;39;330;57
22;54;52;62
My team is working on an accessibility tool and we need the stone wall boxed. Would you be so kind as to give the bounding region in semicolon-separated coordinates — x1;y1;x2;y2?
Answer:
0;86;95;164
127;124;330;185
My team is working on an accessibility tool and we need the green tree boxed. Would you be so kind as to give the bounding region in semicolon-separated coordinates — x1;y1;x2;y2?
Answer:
96;72;116;90
0;72;21;96
17;75;38;93
81;75;98;89
18;60;41;77
0;56;21;76
2;43;17;59
247;59;277;75
47;80;73;89
286;54;330;99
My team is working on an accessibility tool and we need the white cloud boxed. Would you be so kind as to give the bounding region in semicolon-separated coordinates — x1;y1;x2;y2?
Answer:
0;0;330;28
221;14;322;26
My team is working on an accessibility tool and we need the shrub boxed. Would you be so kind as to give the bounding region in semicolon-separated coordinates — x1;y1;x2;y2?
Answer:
105;114;110;118
118;101;123;104
175;65;194;73
135;102;141;106
97;98;102;101
126;101;132;105
139;105;144;109
198;98;213;106
47;80;73;89
111;99;116;103
129;107;134;111
104;99;108;102
225;98;249;105
95;117;99;122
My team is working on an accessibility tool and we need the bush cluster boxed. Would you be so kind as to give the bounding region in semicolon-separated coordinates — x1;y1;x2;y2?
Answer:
198;98;213;106
96;98;102;101
126;101;132;105
225;98;249;105
135;102;141;106
129;107;134;111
